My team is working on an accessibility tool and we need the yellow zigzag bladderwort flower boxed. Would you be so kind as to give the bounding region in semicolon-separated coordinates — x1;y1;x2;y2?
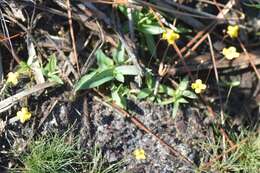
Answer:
16;107;32;123
227;25;239;38
222;46;240;60
133;148;146;160
191;79;206;94
6;72;19;86
162;28;180;45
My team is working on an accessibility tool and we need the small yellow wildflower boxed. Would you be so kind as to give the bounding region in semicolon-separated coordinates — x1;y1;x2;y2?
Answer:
133;148;146;160
162;28;180;44
6;72;19;85
222;46;240;60
227;25;239;38
191;79;206;94
16;107;32;123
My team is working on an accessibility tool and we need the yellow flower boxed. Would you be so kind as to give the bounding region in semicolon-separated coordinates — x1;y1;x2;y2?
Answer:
133;148;146;160
16;107;32;123
191;79;206;94
7;72;19;85
227;25;239;38
162;28;180;44
222;46;240;60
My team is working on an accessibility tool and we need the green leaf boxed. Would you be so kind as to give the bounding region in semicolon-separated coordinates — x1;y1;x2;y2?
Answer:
244;3;260;9
17;61;31;74
138;24;164;35
172;102;180;119
115;72;124;83
137;88;151;99
112;43;125;64
178;77;189;91
166;87;175;96
95;49;114;69
183;90;197;99
176;26;192;33
148;96;155;102
160;99;175;105
146;73;155;89
144;34;156;55
158;85;166;93
115;65;140;75
178;98;188;104
43;54;57;75
112;89;126;109
118;5;127;16
230;81;240;87
48;74;63;84
74;68;114;91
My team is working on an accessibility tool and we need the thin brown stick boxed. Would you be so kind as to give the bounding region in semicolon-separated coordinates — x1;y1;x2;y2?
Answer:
238;38;260;80
66;0;80;74
208;34;226;160
0;32;25;42
172;42;194;81
184;23;217;58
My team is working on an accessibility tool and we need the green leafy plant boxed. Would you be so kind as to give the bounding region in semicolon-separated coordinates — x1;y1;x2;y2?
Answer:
118;6;163;35
87;145;124;173
42;54;63;84
75;45;139;91
118;6;163;54
75;44;139;108
111;84;129;109
17;61;31;75
137;72;168;102
161;77;197;118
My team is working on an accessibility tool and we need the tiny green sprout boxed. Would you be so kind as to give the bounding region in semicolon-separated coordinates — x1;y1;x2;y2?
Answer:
136;71;169;103
222;80;240;107
42;54;63;84
111;84;128;109
161;77;197;118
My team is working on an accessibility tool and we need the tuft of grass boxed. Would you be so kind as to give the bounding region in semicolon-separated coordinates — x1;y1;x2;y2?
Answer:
11;132;123;173
199;130;260;173
86;145;124;173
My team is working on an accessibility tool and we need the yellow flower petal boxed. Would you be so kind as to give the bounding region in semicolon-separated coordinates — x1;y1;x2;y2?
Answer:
162;28;180;45
195;88;201;94
7;72;19;85
227;25;239;38
222;46;240;60
191;79;206;94
16;107;32;123
133;148;146;160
